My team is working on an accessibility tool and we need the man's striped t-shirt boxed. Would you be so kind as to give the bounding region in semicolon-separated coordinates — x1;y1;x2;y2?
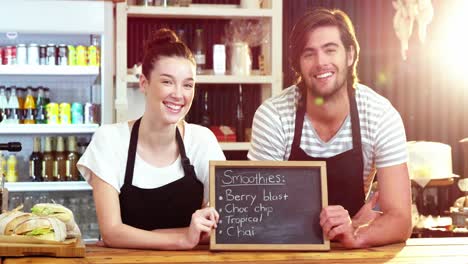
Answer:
247;84;408;193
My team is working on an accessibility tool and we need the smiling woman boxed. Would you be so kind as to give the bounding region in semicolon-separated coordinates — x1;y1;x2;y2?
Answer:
76;28;226;250
140;56;195;127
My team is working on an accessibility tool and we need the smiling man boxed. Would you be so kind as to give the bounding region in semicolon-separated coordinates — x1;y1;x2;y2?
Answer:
248;8;412;248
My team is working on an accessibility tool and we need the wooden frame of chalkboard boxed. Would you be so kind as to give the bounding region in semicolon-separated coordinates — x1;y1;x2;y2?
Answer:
209;160;329;251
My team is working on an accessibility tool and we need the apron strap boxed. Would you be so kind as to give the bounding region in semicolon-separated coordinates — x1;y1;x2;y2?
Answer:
348;85;362;151
124;117;141;186
292;102;306;150
176;128;191;167
176;127;199;185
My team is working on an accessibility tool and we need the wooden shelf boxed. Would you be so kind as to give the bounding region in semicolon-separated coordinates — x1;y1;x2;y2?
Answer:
0;124;99;135
5;181;91;192
0;65;99;76
127;72;274;85
219;142;250;151
127;4;273;19
115;1;283;123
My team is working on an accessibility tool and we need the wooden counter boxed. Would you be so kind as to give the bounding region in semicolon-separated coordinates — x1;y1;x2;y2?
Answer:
3;238;468;264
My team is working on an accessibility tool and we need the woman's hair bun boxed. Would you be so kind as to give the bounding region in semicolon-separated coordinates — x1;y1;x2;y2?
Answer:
141;28;194;79
145;28;180;51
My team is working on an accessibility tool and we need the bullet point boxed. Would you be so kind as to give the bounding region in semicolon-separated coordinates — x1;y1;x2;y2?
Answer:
219;220;222;224
219;208;222;212
219;230;222;234
219;196;223;200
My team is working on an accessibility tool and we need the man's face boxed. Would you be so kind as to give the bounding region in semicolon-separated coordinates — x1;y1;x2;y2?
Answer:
299;26;354;99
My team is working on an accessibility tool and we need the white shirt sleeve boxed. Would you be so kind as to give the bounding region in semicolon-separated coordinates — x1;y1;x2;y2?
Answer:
77;124;125;192
185;124;226;205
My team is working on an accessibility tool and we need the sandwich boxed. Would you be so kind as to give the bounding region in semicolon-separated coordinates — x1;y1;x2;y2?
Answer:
0;211;32;235
31;203;80;238
31;203;73;222
13;216;66;242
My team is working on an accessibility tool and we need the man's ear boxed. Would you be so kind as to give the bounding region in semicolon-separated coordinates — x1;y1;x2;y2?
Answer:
347;45;355;67
139;74;148;95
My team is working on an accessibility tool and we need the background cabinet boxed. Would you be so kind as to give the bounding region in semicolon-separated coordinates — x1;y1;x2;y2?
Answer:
0;0;114;240
115;0;282;152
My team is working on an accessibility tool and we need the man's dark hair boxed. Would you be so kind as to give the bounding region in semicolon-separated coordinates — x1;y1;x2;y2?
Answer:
289;8;360;90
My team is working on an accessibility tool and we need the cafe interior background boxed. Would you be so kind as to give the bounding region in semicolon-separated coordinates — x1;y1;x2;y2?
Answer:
1;0;467;240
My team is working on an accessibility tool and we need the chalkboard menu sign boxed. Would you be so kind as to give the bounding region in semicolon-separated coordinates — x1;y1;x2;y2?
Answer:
210;161;329;251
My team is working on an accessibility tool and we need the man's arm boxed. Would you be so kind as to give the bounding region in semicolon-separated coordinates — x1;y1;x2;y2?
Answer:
321;163;412;248
346;101;411;247
354;163;412;246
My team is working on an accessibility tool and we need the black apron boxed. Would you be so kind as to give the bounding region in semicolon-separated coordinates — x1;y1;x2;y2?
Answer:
119;118;203;230
288;86;365;217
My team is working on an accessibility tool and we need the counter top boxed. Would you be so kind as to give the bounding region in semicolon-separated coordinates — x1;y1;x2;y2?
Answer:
3;237;468;264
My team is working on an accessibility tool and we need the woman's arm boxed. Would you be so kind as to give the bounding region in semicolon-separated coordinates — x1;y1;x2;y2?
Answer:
90;172;218;250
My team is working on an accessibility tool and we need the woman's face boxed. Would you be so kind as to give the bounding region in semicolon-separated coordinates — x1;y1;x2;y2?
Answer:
140;56;196;126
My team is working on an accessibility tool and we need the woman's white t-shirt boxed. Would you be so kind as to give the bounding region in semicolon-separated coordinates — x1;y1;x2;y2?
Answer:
77;122;226;205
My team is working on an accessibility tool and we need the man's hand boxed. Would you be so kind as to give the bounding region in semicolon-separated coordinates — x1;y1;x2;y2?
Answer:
320;192;381;249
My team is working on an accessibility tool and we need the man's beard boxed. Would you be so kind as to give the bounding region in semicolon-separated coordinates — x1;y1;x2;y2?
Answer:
306;77;347;100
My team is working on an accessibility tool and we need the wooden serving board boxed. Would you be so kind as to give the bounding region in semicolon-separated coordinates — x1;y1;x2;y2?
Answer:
0;238;85;257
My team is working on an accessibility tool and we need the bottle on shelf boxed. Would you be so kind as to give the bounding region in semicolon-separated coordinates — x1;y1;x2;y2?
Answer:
179;0;191;7
66;136;80;181
213;44;226;75
54;136;67;181
0;87;8;124
23;87;36;124
30;137;43;182
193;29;206;74
176;29;187;44
6;86;20;124
6;154;18;182
17;87;25;124
0;154;7;212
89;35;101;67
35;87;47;124
200;90;210;128
0;171;7;212
77;140;89;181
235;84;245;142
0;152;6;176
44;87;51;105
42;136;54;182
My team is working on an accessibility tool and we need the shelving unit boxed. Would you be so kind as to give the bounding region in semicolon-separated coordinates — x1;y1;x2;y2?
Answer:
5;181;91;192
0;124;99;135
127;4;274;18
115;1;282;152
0;1;114;192
0;65;99;76
219;142;250;151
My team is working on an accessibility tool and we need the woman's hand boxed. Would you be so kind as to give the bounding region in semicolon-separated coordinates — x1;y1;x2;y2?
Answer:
183;207;219;249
